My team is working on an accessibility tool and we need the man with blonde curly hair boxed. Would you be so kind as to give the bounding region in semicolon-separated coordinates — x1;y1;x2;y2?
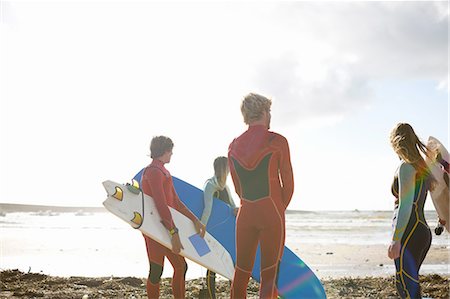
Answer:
228;93;294;298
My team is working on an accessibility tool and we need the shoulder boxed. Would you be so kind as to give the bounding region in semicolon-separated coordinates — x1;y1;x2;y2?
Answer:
229;130;249;147
228;138;236;148
203;177;215;189
228;137;240;152
145;165;170;178
268;131;288;145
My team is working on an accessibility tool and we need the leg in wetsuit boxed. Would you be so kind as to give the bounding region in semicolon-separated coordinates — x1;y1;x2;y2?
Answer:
232;198;285;298
228;125;294;299
395;223;431;299
205;269;216;299
392;178;432;299
143;235;188;299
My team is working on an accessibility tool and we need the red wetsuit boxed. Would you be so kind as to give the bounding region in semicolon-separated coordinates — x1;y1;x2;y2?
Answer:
228;125;294;299
141;159;198;299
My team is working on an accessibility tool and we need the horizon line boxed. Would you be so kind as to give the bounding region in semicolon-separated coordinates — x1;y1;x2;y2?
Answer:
0;202;432;213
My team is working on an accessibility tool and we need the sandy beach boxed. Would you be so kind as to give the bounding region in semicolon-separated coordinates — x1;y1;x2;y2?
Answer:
289;243;450;279
2;242;449;298
1;208;448;298
1;269;449;299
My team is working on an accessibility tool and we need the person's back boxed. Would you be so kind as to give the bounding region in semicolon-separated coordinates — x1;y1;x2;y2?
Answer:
229;126;291;211
228;93;294;299
391;170;431;230
204;177;234;207
388;123;436;299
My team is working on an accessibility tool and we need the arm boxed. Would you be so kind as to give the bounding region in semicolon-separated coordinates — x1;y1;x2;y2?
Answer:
201;181;215;225
228;142;242;199
172;187;198;223
172;186;206;237
279;136;294;208
225;185;239;216
142;168;175;231
392;163;416;242
224;185;237;209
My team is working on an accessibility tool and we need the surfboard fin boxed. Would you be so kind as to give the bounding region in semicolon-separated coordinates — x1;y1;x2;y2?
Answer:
131;212;143;228
132;179;140;189
113;186;123;201
126;182;141;195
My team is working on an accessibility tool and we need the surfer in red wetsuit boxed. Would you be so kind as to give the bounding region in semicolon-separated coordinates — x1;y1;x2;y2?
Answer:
228;93;294;299
141;136;206;299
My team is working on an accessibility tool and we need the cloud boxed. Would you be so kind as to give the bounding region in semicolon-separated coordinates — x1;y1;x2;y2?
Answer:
437;79;449;93
254;54;372;126
251;2;447;125
0;2;18;29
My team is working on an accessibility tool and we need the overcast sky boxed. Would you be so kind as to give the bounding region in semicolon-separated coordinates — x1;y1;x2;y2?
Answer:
0;1;448;211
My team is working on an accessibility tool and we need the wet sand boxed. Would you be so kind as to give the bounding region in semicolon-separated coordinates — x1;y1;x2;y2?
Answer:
1;269;449;298
288;243;449;279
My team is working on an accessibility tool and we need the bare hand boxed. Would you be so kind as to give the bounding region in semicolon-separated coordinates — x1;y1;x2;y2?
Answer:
171;233;183;254
195;220;206;238
388;240;401;259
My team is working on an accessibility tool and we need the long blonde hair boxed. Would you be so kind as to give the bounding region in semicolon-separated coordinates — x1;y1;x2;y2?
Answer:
214;156;229;189
390;123;436;188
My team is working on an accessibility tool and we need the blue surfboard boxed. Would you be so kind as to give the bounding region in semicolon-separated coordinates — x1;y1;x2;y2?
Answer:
133;169;326;298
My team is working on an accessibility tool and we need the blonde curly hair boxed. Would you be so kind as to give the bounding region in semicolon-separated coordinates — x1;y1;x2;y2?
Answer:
241;93;272;125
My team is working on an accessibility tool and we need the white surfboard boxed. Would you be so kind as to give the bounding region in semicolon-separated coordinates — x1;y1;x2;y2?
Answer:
425;136;449;233
102;180;235;279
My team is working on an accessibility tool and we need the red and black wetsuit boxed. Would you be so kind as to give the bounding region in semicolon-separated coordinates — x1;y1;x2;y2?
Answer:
228;125;294;299
141;159;198;299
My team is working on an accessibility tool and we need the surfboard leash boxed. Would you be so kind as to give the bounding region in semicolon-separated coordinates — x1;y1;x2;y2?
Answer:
137;187;145;229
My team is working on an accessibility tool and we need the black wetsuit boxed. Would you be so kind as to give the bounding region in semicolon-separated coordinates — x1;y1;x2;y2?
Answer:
391;174;432;299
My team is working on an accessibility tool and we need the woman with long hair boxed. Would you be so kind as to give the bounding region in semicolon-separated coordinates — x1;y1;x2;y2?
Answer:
388;123;436;299
200;156;238;299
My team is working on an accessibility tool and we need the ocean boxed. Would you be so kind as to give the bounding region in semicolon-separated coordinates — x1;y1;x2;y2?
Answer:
285;210;448;246
1;206;448;279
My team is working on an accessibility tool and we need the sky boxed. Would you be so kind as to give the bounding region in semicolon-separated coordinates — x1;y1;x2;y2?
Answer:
0;1;448;211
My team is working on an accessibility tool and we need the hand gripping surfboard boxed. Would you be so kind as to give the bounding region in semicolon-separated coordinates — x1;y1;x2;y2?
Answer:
133;169;327;299
102;180;235;280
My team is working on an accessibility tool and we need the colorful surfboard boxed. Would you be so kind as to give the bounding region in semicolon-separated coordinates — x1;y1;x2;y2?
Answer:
133;169;326;298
